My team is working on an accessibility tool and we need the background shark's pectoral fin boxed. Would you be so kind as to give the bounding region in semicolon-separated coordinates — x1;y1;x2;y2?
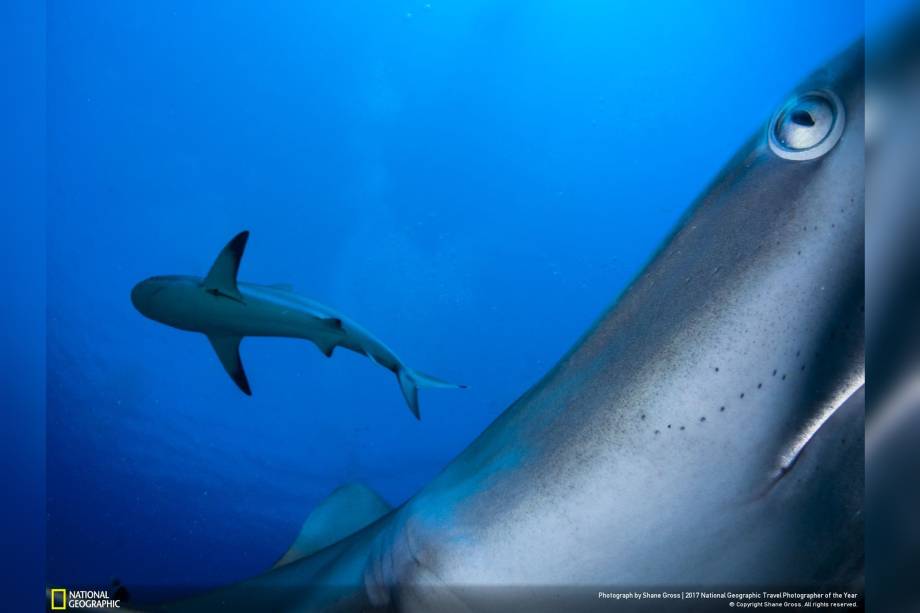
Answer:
207;334;252;395
203;230;248;302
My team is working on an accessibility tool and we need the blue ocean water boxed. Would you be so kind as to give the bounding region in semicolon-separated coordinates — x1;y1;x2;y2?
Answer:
44;0;864;602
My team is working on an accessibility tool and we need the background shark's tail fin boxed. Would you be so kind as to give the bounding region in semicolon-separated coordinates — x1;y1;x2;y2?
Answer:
397;367;466;420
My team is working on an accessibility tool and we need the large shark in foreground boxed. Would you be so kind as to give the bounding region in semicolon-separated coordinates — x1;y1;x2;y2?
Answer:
131;232;465;419
866;13;920;610
130;39;864;613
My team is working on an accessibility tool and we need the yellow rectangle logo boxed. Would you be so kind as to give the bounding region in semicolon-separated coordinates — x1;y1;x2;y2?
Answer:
50;588;66;610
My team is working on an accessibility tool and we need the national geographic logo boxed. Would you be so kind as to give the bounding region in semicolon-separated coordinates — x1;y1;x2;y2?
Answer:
49;588;122;609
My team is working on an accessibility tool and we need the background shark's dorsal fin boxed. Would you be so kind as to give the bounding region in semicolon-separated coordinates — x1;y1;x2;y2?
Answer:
272;483;392;568
204;231;249;302
207;334;252;395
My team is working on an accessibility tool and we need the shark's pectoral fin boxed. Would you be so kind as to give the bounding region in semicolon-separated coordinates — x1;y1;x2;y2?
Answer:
203;230;248;302
273;483;392;568
207;334;252;395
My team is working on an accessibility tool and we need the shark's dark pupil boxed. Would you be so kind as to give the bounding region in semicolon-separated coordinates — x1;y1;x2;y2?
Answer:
769;90;843;159
791;110;816;127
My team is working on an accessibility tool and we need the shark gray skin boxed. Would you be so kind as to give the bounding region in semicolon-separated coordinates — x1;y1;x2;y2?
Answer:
137;40;865;613
131;231;465;419
865;13;920;610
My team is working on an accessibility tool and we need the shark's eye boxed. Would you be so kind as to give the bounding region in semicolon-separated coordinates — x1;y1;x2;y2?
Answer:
768;90;845;161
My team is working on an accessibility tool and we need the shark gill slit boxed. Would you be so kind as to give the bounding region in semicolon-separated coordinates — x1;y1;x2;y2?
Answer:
760;376;865;497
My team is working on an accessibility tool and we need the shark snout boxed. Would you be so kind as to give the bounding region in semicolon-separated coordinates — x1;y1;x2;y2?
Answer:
131;278;163;318
130;280;148;312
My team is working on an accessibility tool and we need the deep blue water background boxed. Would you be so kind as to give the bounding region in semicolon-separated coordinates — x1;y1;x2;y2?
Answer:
42;0;867;603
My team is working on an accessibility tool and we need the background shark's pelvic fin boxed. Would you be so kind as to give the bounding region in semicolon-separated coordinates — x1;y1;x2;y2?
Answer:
207;334;252;395
203;230;249;302
313;337;337;358
272;483;392;568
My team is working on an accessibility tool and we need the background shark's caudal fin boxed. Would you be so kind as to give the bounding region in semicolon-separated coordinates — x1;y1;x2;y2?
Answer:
397;367;467;420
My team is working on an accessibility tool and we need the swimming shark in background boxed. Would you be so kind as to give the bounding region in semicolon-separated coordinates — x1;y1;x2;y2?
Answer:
130;231;465;419
112;38;865;613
